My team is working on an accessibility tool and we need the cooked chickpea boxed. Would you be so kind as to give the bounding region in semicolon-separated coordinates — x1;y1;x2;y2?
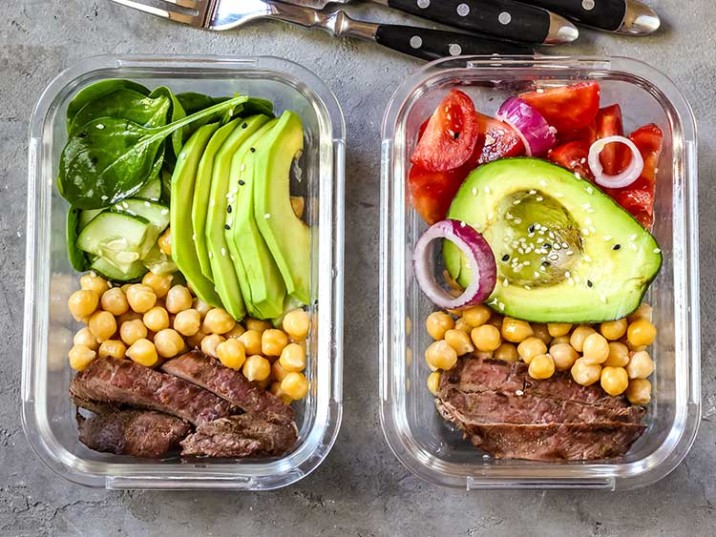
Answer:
281;372;309;400
80;273;109;295
494;342;519;362
68;345;97;371
425;340;458;371
74;327;98;351
518;337;547;365
550;335;571;346
126;338;159;367
88;310;117;342
269;381;293;405
570;325;596;353
262;329;289;357
604;342;630;367
158;227;171;256
473;350;494;360
427;371;442;395
238;329;262;355
143;306;170;332
174;309;201;337
571;358;602;386
550;343;579;371
165;285;193;314
201;334;225;358
225;324;246;339
125;284;157;313
216;338;246;370
272;360;289;382
243;355;271;382
186;330;207;350
282;309;310;341
629;303;653;323
626;379;652;406
202;308;236;335
601;366;629;396
600;318;628;341
462;305;491;328
582;333;610;365
279;343;306;372
245;318;272;333
444;329;474;356
100;287;128;316
487;315;504;329
528;354;555;380
547;323;572;338
626;350;655;380
117;310;141;325
531;323;552;345
501;317;534;343
192;298;212;317
627;319;657;347
142;272;173;298
120;319;147;346
425;311;454;340
470;325;502;352
454;318;473;333
68;290;99;321
98;339;127;360
154;328;185;358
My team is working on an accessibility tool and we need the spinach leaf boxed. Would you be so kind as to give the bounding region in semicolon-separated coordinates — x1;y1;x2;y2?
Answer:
176;92;229;114
149;86;187;161
67;79;150;127
58;95;250;209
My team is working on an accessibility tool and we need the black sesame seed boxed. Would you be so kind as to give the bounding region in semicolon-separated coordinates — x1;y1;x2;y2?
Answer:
453;131;460;140
587;280;593;288
501;254;509;262
541;261;550;267
241;122;248;129
543;243;551;250
224;224;230;230
227;205;232;213
238;180;245;186
528;225;535;234
613;244;621;250
250;147;256;153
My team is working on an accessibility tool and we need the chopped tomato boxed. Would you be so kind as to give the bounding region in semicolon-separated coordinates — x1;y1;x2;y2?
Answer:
417;118;430;140
472;112;525;166
408;165;469;224
547;141;593;180
411;90;479;172
594;104;626;175
519;82;601;133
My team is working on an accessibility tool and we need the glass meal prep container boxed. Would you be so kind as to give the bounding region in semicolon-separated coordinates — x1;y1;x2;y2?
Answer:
380;56;700;490
22;55;345;490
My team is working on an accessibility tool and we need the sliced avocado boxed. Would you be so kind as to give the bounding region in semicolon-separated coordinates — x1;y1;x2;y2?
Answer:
225;118;286;319
193;118;241;281
206;115;271;320
253;111;311;305
444;158;662;323
170;122;224;307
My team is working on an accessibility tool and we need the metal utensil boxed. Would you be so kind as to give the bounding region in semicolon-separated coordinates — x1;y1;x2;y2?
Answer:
287;0;579;44
108;0;533;61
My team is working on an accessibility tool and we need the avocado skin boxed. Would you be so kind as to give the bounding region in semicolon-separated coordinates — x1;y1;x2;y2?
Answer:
444;157;662;323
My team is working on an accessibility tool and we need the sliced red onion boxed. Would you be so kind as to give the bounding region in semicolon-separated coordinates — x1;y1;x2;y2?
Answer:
588;135;644;188
496;97;556;157
413;220;496;310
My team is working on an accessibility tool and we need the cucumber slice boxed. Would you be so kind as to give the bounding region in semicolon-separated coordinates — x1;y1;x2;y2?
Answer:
67;207;89;271
143;244;178;275
135;179;162;201
77;211;150;268
90;256;147;282
112;198;170;231
79;208;104;230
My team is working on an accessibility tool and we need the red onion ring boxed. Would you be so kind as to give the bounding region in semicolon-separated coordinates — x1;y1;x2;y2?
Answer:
496;97;557;157
588;135;644;189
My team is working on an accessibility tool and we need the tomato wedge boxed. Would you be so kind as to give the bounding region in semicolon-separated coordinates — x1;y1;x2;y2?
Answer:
411;90;479;172
408;165;469;225
519;82;601;133
594;104;627;175
472;112;525;166
547;141;593;180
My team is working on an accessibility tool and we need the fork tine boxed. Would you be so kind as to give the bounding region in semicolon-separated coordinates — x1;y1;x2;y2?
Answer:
108;0;199;26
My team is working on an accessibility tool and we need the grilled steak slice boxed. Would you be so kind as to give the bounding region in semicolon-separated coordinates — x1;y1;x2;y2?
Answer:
77;409;190;458
181;413;297;458
70;357;233;425
162;351;293;420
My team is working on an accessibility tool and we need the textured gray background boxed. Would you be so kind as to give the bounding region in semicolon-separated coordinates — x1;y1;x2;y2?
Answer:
0;0;714;535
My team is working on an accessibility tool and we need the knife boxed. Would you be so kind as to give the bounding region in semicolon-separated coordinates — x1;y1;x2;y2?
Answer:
279;0;579;44
524;0;660;34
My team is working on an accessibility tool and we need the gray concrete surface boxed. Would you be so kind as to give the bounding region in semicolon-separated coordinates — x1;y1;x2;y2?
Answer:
0;0;714;535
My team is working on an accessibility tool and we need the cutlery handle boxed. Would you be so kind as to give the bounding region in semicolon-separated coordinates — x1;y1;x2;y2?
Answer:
525;0;659;34
386;0;562;44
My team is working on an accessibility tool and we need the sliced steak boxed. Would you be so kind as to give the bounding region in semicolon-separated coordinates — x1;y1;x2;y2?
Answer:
181;413;297;458
162;351;293;421
70;357;233;425
77;409;190;458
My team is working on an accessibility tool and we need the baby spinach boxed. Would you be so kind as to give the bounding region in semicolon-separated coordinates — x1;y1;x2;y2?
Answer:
67;79;150;126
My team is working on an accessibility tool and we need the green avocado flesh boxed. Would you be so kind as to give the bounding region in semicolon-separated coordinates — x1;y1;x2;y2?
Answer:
444;158;662;323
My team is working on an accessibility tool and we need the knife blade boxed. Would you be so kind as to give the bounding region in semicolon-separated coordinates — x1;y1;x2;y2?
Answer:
524;0;660;34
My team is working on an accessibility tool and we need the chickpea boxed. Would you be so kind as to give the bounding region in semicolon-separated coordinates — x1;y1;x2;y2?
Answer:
245;318;272;333
120;319;147;346
202;308;236;335
74;327;98;351
531;324;552;345
425;340;458;371
454;318;473;333
68;290;99;321
626;379;652;406
501;317;534;343
80;273;109;296
88;310;117;342
100;287;128;316
462;305;491;328
126;338;159;367
262;329;289;357
143;306;170;332
158;227;171;256
470;325;502;352
571;358;602;386
173;309;202;337
628;303;653;323
243;355;271;382
125;284;157;313
547;323;572;338
425;311;454;340
570;325;596;353
142;272;173;298
98;339;127;360
600;318;628;341
626;350;655;380
427;371;442;395
154;328;185;358
165;285;193;314
582;333;610;365
550;343;579;371
601;366;629;396
192;298;212;317
279;343;306;372
272;360;289;382
551;335;571;346
269;382;293;405
282;309;310;341
517;337;547;365
216;338;247;370
487;315;504;329
225;324;246;339
604;342;630;367
281;372;309;400
186;330;207;350
444;329;474;356
68;345;97;371
528;354;555;380
627;319;657;347
201;334;225;358
117;310;141;325
494;342;519;362
473;350;494;360
238;329;262;355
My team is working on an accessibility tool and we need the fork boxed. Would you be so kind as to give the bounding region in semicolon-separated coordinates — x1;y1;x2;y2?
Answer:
109;0;533;62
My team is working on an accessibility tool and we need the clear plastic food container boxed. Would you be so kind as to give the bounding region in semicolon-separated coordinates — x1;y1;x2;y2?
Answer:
380;56;700;490
23;55;345;490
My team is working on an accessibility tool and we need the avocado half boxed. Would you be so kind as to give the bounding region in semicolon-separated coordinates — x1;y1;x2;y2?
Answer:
444;158;663;323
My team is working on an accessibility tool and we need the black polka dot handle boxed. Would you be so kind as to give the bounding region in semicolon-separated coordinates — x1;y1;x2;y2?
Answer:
524;0;659;34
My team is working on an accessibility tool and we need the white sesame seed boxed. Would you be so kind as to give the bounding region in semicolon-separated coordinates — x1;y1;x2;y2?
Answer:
586;186;594;194
472;187;478;196
629;234;638;241
514;218;522;225
555;193;564;198
566;250;574;256
498;302;505;311
653;248;661;253
565;271;571;278
529;190;537;195
524;285;531;291
536;196;544;202
221;248;226;256
534;272;541;278
513;199;521;205
568;278;575;286
144;201;151;207
503;278;509;287
584;254;592;262
561;242;569;249
515;389;524;396
209;251;214;258
264;213;271;219
604;235;613;241
600;295;607;303
539;179;547;187
485;186;492;194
